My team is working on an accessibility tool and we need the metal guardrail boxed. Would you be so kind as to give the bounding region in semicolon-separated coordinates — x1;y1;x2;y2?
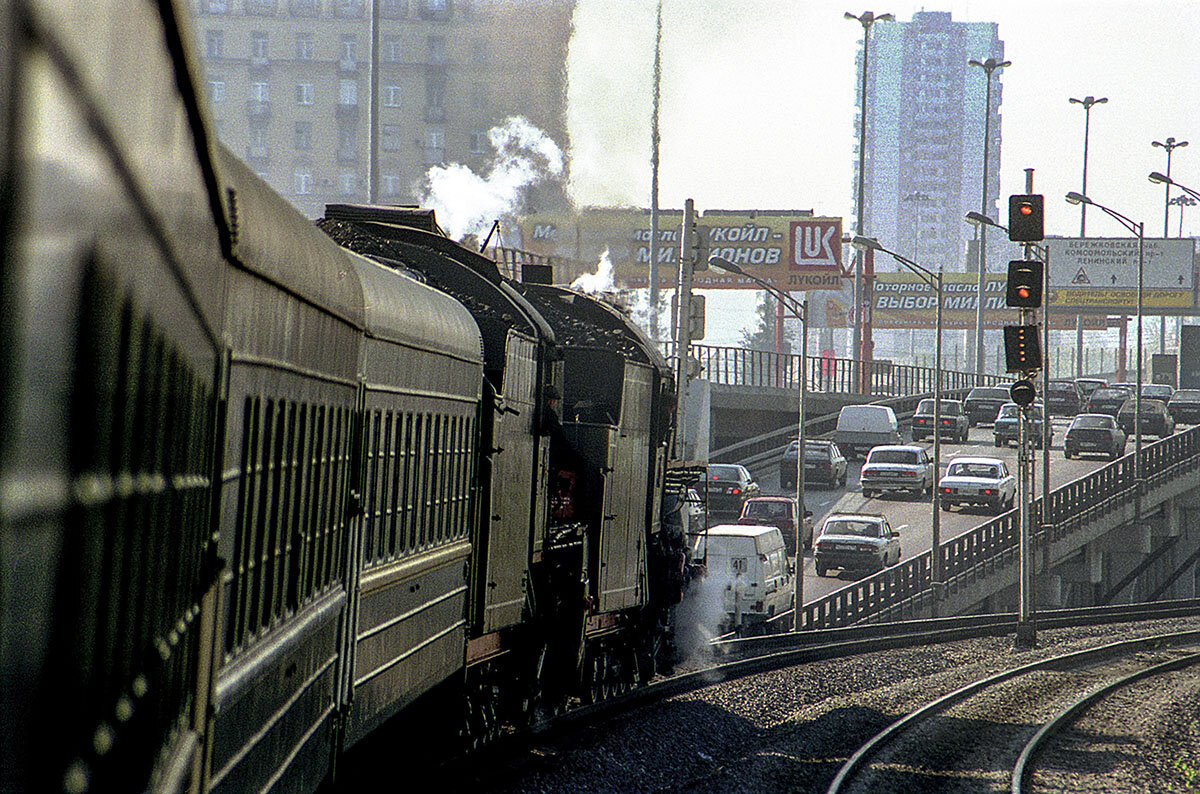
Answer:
799;424;1200;630
662;342;1007;394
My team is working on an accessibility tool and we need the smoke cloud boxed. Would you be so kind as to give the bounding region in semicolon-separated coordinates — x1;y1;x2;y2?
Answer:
570;248;616;293
418;116;564;241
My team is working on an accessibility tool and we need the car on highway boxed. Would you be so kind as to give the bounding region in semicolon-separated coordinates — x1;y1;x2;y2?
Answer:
1045;380;1083;416
1142;383;1175;402
1063;413;1126;460
1168;389;1200;424
1085;387;1131;418
1074;378;1107;402
704;463;760;520
993;402;1052;448
937;456;1015;513
910;398;969;442
1117;398;1175;438
780;439;847;490
964;386;1011;427
738;496;814;554
814;513;902;576
833;404;902;460
859;444;934;499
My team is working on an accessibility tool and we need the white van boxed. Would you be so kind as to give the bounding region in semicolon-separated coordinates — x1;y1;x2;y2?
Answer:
692;524;792;633
833;404;902;459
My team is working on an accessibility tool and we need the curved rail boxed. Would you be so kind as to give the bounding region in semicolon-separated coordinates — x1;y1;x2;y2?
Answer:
1010;650;1200;794
827;629;1200;794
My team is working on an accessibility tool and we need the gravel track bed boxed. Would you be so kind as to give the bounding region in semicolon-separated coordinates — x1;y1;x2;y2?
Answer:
438;615;1200;793
847;647;1200;793
1030;657;1200;793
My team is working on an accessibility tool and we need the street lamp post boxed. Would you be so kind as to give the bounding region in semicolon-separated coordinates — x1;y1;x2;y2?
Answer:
1152;137;1188;352
1170;195;1198;237
1066;192;1145;483
968;56;1010;378
710;256;808;630
648;0;664;341
851;236;943;600
845;10;893;386
1069;96;1106;377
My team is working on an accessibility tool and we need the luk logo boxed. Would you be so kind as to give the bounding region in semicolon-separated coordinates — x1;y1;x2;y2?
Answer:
790;220;842;271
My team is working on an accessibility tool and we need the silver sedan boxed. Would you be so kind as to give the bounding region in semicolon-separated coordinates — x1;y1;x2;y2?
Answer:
937;456;1016;514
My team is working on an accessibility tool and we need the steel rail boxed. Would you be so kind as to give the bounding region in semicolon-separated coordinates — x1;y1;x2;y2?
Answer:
827;629;1200;794
1010;649;1200;794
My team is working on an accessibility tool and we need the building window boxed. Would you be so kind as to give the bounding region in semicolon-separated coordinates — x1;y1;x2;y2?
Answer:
205;0;228;12
382;36;402;62
339;79;358;106
420;0;449;20
469;130;486;154
339;171;358;196
427;36;447;65
333;0;365;18
296;33;314;60
340;35;358;70
381;174;401;196
383;85;402;108
245;0;276;15
205;30;224;59
423;129;445;164
382;124;403;152
249;126;268;149
380;0;407;18
295;121;312;150
250;82;269;102
296;83;314;105
294;168;313;195
209;80;226;104
288;0;319;16
338;124;356;152
251;31;269;61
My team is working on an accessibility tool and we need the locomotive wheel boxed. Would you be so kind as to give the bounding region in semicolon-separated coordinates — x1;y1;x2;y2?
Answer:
584;650;607;705
463;667;503;749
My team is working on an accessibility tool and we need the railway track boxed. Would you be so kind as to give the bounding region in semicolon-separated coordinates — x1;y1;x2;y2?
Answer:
361;599;1200;791
828;628;1200;793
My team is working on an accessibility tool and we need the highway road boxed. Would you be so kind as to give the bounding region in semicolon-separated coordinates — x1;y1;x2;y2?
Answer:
738;417;1165;604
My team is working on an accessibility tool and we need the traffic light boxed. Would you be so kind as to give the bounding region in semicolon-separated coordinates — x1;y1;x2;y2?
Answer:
1008;194;1044;242
1010;378;1037;408
1003;325;1043;372
1005;260;1044;308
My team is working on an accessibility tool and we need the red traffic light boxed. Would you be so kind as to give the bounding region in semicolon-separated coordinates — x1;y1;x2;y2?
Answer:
1018;203;1034;216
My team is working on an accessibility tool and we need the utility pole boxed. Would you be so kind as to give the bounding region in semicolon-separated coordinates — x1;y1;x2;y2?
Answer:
1017;168;1038;650
648;0;663;341
673;199;697;459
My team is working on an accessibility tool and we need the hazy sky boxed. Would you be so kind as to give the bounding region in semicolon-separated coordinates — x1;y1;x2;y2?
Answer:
566;0;1200;239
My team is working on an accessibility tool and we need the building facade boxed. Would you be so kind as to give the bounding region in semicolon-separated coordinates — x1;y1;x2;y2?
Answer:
189;0;573;218
852;10;1007;275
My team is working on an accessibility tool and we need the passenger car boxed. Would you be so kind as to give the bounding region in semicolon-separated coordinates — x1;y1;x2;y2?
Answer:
833;404;902;459
1143;383;1175;402
1085;387;1131;418
911;398;969;442
1074;378;1107;401
937;457;1015;513
705;464;761;519
860;445;934;498
1064;414;1126;460
780;439;847;489
1117;398;1175;438
692;525;792;633
1045;380;1083;416
994;403;1052;448
814;513;902;576
1168;389;1200;424
738;496;814;554
964;386;1011;426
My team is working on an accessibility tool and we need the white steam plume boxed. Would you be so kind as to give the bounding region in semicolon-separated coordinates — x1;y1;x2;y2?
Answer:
570;248;615;294
417;116;564;241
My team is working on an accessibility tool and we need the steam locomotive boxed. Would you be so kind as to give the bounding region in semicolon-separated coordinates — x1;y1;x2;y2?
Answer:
2;2;688;792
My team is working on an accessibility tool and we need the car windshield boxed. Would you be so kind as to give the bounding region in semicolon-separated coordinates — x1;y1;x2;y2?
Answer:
947;462;1000;478
708;465;742;482
1092;389;1126;401
916;399;959;414
1072;416;1113;429
745;501;788;518
997;405;1018;419
1174;391;1200;401
1048;383;1075;394
969;388;1009;400
822;519;882;538
869;449;918;464
1143;386;1173;399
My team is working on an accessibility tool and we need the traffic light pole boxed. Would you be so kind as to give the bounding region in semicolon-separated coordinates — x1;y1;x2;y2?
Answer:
673;199;696;460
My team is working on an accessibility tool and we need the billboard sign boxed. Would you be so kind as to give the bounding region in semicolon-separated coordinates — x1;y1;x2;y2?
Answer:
515;209;847;290
1045;237;1196;313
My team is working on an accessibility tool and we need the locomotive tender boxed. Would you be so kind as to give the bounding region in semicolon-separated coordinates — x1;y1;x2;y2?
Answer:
2;2;687;792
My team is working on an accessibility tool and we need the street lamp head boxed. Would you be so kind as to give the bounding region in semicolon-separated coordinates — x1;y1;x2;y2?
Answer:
1069;95;1108;108
969;57;1011;72
1065;191;1089;206
965;211;999;228
707;255;745;276
1148;171;1172;186
850;235;881;252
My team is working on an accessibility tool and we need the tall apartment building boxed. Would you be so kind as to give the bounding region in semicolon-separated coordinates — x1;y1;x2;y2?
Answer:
190;0;573;219
851;10;1006;274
